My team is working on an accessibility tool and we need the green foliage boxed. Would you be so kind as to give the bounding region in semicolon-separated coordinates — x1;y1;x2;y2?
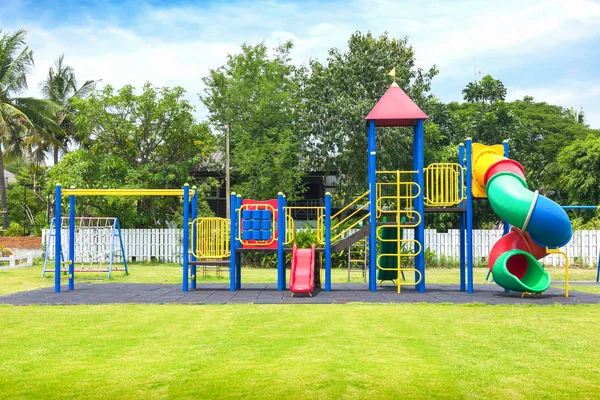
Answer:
557;133;600;207
300;31;439;200
462;75;507;104
40;54;97;165
6;182;48;235
424;247;437;265
4;221;23;236
201;42;306;200
293;225;317;249
45;83;219;227
0;29;61;228
429;81;598;227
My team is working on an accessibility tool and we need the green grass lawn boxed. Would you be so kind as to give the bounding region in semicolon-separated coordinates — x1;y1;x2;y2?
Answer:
1;262;600;398
1;304;599;399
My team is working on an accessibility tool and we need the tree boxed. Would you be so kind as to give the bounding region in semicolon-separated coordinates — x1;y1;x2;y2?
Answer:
426;76;597;228
201;41;306;200
462;74;507;104
40;54;96;165
557;133;600;206
0;29;61;228
567;107;585;125
300;31;439;199
47;83;216;227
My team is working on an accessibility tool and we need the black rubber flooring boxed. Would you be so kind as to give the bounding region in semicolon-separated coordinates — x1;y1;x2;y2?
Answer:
1;283;600;305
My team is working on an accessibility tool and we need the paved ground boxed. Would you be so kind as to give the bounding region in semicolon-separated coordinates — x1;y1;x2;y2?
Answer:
1;283;600;305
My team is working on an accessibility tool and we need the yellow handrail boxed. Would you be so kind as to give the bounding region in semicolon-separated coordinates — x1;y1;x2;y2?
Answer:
284;206;325;245
546;247;569;297
423;163;465;207
285;213;295;245
330;191;370;243
189;217;230;259
331;190;369;220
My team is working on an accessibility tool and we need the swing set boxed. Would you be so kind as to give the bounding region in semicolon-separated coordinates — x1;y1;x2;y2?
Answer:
51;184;196;292
42;217;127;279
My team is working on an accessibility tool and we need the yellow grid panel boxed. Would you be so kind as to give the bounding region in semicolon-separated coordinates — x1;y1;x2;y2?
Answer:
423;163;465;207
190;217;230;259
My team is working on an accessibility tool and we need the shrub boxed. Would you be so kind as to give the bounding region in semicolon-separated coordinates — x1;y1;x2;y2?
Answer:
4;222;24;237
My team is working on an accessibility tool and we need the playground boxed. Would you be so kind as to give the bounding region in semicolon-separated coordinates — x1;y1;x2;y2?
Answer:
2;82;600;399
36;82;594;301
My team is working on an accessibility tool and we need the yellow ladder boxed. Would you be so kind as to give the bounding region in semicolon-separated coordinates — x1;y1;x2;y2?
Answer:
375;171;423;293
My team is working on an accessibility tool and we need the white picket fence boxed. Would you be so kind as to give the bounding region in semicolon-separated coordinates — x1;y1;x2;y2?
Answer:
43;229;183;263
42;228;600;267
0;254;34;270
401;229;599;267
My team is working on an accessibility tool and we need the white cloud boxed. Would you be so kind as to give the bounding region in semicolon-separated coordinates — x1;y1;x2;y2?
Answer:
1;0;599;127
360;0;600;76
507;81;600;127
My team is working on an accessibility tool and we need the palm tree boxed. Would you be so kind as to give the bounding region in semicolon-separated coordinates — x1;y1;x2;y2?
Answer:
0;29;61;228
41;54;96;164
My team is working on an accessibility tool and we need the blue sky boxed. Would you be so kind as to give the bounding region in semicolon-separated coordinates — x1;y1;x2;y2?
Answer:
2;0;600;128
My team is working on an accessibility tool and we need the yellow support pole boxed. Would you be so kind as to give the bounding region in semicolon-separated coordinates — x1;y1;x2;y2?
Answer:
546;247;569;298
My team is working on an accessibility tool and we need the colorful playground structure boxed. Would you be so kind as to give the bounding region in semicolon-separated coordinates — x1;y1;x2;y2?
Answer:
472;143;572;294
184;82;574;296
51;82;575;297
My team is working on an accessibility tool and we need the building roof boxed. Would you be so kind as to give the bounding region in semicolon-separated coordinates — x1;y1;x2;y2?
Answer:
365;82;428;127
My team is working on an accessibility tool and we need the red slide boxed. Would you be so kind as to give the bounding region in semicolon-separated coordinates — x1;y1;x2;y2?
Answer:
290;243;315;296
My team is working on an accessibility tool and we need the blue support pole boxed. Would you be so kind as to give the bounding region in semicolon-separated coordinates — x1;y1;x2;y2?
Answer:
116;220;128;274
229;193;237;292
191;187;198;290
182;184;190;292
235;194;242;290
367;120;377;292
465;138;474;293
414;119;425;293
324;192;332;292
54;185;62;293
277;192;286;291
597;251;600;283
68;192;75;291
458;144;466;291
107;217;116;279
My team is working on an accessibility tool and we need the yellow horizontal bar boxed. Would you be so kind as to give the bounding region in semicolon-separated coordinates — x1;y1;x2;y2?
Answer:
376;170;418;174
62;189;191;197
284;207;325;210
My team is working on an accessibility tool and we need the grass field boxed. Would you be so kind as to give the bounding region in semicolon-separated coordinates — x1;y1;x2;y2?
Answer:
1;263;600;399
1;303;600;399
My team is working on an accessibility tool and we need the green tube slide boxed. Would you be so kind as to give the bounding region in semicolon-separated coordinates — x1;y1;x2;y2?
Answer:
485;171;557;293
492;250;551;292
486;172;534;229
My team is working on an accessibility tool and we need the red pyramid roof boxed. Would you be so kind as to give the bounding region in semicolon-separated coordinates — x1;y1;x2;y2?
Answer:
365;82;427;127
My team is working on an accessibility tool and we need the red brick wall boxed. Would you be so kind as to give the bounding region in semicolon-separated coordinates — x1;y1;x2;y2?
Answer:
0;236;42;249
